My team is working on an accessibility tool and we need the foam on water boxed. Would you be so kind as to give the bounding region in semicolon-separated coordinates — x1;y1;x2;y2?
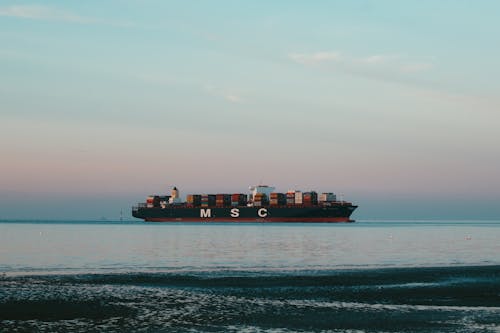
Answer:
1;266;499;332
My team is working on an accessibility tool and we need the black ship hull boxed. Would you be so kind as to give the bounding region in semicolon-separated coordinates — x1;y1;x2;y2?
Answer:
132;205;357;223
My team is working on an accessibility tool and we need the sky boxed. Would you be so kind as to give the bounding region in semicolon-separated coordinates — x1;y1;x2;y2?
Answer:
1;1;499;220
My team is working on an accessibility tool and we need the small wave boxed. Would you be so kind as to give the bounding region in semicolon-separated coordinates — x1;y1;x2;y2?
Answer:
2;265;499;332
3;264;499;288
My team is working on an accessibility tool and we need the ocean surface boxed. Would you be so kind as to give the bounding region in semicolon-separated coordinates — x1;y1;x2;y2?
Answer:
1;220;499;332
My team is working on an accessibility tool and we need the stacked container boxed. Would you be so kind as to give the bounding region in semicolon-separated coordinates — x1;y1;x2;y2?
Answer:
231;194;247;206
319;192;337;202
253;193;268;207
216;194;223;207
278;193;287;205
201;194;215;207
216;194;231;207
270;193;286;206
286;191;296;205
269;192;278;206
186;194;202;207
146;196;154;208
224;194;232;206
312;191;318;205
146;195;161;208
201;194;208;207
294;191;303;205
303;192;318;206
186;194;193;205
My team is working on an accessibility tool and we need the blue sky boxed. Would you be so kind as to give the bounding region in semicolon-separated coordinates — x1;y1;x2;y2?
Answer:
1;1;499;219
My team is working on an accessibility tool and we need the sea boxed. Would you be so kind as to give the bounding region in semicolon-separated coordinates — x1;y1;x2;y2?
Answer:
1;220;499;333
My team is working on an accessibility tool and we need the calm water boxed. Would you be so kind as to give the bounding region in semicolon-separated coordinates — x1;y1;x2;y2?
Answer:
1;220;500;332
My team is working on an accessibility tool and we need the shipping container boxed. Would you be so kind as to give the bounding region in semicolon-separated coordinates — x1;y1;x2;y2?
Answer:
294;191;303;204
215;194;231;206
231;193;247;206
270;192;286;206
303;192;318;205
253;193;269;205
200;194;216;207
286;191;296;205
146;195;162;208
319;192;336;202
187;194;202;206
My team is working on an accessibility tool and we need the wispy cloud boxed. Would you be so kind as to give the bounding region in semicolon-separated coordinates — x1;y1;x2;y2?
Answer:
0;5;92;23
203;85;245;104
399;62;433;73
288;51;500;112
288;51;433;76
0;5;133;27
224;94;243;104
288;51;342;65
358;54;400;64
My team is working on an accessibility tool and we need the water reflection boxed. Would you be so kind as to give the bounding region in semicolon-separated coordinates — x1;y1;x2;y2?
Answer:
0;221;499;274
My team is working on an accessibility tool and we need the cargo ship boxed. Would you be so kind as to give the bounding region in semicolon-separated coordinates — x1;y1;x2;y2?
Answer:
132;185;357;223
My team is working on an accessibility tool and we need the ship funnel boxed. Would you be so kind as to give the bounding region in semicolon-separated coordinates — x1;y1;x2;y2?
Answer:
171;186;179;199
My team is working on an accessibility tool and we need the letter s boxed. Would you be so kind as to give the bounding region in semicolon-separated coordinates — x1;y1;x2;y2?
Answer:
230;208;240;218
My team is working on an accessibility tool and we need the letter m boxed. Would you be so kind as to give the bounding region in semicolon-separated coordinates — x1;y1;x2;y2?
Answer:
200;209;211;218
